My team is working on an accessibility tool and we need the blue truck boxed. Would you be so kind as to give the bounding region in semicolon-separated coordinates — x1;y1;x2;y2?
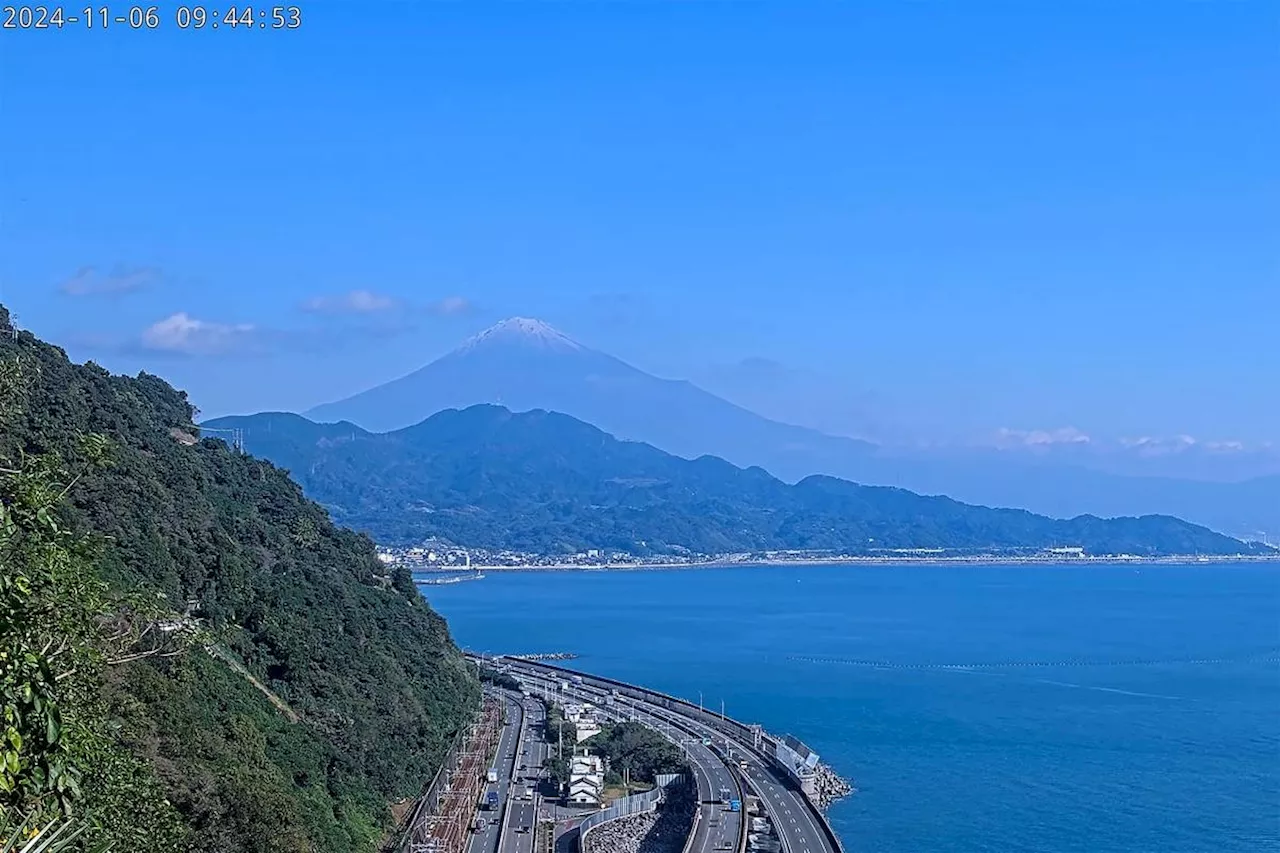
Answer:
729;799;741;813
486;791;499;810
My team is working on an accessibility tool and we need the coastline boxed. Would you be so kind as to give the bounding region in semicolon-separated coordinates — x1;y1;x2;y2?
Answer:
415;554;1280;573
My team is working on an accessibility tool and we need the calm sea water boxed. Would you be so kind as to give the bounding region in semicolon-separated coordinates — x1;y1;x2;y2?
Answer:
422;563;1280;853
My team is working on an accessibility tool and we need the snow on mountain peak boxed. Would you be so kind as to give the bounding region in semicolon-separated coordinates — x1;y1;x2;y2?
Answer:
456;317;584;353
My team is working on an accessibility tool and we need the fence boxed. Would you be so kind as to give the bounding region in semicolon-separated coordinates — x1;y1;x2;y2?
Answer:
578;774;686;849
504;660;845;853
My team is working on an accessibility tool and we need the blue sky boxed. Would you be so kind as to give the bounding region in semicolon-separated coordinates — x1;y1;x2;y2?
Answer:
1;2;1276;447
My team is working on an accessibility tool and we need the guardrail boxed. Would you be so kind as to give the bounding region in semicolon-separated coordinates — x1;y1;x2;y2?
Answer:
733;767;748;853
679;807;702;853
500;659;845;853
578;774;686;852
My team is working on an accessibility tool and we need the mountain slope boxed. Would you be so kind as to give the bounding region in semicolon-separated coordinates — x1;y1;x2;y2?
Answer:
303;317;880;472
300;318;1276;539
0;306;478;852
205;405;1263;557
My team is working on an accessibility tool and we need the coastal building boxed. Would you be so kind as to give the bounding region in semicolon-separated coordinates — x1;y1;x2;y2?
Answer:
563;702;595;723
574;719;602;743
1046;546;1086;557
567;753;604;805
562;702;602;742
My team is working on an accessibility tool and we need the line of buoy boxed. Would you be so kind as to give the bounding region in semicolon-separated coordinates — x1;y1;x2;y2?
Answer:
786;652;1280;670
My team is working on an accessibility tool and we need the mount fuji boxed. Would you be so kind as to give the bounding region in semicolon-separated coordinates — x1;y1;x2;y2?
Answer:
304;317;880;471
299;318;1279;539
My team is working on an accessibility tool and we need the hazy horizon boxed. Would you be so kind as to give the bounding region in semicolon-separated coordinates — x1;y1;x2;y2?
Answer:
2;3;1276;474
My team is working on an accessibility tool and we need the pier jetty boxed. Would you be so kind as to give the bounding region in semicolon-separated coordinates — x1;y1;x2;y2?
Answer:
507;652;579;661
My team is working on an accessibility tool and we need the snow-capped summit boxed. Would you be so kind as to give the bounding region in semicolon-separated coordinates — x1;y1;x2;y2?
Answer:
456;317;583;353
303;308;881;473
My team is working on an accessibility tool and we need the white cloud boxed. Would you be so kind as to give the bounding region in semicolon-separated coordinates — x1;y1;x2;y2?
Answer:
428;295;473;316
140;312;255;355
994;426;1092;448
301;289;398;314
1119;435;1198;456
1119;435;1260;456
59;264;160;297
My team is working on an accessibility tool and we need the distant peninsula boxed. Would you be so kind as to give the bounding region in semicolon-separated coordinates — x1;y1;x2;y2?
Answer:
202;407;1272;559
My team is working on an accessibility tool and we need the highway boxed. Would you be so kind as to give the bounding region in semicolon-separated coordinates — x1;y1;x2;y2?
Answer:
501;694;546;853
642;704;828;853
599;691;740;853
509;669;742;853
492;659;841;853
469;692;524;853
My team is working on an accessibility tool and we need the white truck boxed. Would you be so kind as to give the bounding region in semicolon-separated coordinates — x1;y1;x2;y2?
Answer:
486;768;498;783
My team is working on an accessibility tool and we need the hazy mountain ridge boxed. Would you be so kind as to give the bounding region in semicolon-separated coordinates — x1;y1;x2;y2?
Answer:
205;405;1266;557
299;319;1277;540
304;318;881;473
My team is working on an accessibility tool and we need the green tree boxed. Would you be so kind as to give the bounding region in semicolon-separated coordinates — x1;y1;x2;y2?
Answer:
0;303;479;851
0;443;187;850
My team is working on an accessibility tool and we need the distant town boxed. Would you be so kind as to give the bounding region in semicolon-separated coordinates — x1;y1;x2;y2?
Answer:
376;543;1276;571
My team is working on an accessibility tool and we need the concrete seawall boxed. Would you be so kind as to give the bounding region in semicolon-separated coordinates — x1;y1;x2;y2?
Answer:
505;659;845;853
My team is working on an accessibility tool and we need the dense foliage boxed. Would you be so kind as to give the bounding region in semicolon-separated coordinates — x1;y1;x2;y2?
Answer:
0;305;479;852
589;723;686;787
537;708;684;792
205;408;1262;557
478;666;521;692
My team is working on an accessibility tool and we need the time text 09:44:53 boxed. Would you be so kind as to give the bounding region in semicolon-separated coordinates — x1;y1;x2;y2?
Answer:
1;5;301;29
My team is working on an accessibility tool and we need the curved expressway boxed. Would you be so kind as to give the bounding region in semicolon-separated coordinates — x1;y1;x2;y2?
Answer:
492;658;841;853
601;699;741;853
507;668;742;853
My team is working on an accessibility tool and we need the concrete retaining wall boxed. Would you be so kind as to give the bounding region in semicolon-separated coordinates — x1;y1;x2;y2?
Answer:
578;774;685;846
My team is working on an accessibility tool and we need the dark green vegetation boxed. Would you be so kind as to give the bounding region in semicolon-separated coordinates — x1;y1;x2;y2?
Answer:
0;306;478;852
537;708;684;792
205;407;1263;557
590;722;686;787
538;704;571;788
478;666;521;692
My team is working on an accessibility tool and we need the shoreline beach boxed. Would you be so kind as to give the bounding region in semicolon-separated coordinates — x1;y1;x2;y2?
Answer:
412;554;1280;573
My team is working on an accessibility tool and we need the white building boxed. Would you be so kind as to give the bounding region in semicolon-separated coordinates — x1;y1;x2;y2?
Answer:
567;754;604;806
574;719;602;743
563;703;595;723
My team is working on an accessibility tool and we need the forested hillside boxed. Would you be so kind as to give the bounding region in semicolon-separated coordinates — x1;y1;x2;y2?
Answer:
206;406;1263;557
0;305;478;852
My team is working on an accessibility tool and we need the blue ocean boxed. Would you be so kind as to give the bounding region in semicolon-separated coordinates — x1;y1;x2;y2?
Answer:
422;563;1280;853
